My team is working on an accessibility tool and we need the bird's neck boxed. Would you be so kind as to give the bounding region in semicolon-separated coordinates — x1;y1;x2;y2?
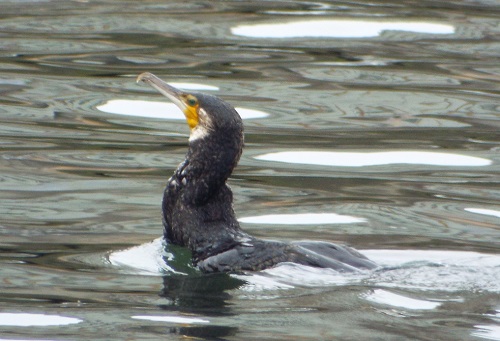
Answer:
162;134;246;260
180;133;241;202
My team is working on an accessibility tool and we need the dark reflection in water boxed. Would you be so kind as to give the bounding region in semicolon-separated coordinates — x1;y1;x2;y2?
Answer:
158;274;244;339
1;0;499;340
160;274;246;316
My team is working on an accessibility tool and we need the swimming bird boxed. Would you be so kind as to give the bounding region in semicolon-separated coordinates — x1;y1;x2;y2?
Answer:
137;72;377;273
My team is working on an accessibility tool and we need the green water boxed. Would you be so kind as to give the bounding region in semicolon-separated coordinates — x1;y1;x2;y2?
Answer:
0;1;499;340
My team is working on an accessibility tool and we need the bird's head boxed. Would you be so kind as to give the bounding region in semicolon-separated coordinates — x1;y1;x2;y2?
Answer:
137;72;243;143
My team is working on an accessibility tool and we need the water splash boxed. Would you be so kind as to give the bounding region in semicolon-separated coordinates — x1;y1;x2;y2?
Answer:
107;240;500;293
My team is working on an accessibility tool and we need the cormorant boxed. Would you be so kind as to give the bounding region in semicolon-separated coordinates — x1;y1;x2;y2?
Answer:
137;72;377;273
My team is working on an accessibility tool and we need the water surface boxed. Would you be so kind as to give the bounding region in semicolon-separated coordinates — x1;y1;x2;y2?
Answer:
0;1;499;340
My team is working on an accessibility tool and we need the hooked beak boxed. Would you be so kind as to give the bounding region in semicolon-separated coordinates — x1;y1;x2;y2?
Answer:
137;72;187;112
137;72;201;130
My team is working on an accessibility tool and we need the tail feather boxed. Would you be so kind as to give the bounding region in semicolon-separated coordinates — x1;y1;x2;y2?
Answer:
291;241;377;272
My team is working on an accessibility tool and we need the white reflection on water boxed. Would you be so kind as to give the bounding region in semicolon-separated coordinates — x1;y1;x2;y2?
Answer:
472;324;500;341
163;83;219;91
473;309;500;341
97;99;268;119
363;289;441;310
239;213;366;225
0;313;82;327
256;151;491;167
132;315;209;324
465;208;500;218
232;20;455;38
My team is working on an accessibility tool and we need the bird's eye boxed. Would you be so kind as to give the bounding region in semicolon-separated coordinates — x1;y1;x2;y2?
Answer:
187;97;198;106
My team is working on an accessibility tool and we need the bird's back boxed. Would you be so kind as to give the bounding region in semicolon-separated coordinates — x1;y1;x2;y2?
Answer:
197;238;377;273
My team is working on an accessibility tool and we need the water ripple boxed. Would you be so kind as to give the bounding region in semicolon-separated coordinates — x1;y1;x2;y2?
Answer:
232;20;455;38
1;1;499;340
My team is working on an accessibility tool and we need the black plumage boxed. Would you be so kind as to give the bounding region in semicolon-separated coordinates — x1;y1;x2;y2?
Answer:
137;72;377;273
